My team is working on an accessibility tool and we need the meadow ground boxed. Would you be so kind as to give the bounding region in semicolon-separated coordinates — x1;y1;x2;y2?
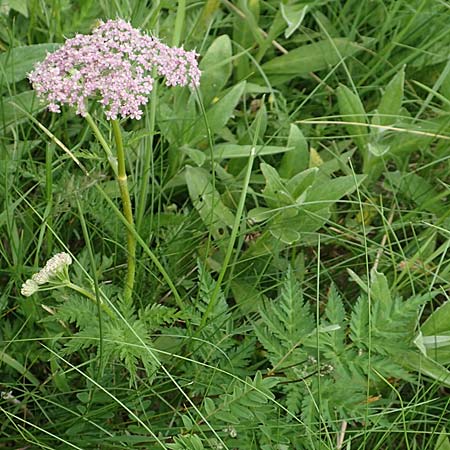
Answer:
1;1;450;449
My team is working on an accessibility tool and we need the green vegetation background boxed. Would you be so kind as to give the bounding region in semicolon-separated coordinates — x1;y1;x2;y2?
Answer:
1;0;450;449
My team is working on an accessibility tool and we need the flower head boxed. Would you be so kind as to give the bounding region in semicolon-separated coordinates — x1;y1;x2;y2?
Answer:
21;279;39;297
21;252;73;297
28;19;201;120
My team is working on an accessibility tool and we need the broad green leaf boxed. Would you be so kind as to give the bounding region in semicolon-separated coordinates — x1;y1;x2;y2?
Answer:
304;174;366;212
179;147;206;166
259;38;367;85
247;207;274;223
368;141;390;157
396;351;450;387
280;3;308;38
199;35;232;106
435;429;450;450
337;84;368;153
269;221;302;244
231;279;265;314
0;351;39;386
422;301;450;336
185;166;235;239
286;167;318;202
384;171;442;214
260;163;289;209
260;172;365;244
421;301;450;364
189;81;246;145
3;0;28;17
375;66;405;126
214;143;291;159
0;43;60;85
279;124;309;178
267;204;330;244
370;269;392;313
0;90;44;132
239;102;267;144
315;149;355;175
233;0;261;80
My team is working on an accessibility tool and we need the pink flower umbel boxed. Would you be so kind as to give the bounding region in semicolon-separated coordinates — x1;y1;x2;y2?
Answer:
28;19;201;120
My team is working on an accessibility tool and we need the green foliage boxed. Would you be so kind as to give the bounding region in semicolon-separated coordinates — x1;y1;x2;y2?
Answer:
3;0;450;448
249;162;365;244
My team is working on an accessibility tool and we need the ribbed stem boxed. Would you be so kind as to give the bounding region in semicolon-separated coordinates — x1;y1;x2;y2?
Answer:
111;120;136;303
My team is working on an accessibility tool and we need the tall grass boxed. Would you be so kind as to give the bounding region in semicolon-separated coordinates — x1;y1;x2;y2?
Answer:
1;1;450;449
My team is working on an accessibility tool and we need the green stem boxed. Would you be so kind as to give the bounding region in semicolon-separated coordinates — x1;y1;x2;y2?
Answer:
136;78;158;233
84;113;118;176
66;282;115;319
111;119;136;303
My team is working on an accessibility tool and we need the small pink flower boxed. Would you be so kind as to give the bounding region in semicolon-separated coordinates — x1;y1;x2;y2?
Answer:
28;19;201;120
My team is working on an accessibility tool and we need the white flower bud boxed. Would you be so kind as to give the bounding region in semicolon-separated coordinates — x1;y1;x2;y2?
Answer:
21;279;39;297
21;252;73;297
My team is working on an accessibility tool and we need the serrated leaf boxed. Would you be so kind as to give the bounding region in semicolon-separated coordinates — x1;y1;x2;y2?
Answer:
0;43;60;85
279;124;309;178
325;284;346;325
199;35;232;106
350;295;369;345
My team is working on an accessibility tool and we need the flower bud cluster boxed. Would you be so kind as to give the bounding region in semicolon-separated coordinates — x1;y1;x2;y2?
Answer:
21;252;73;297
28;19;201;120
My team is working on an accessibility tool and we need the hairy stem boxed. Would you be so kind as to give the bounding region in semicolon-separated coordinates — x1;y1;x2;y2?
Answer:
111;119;136;303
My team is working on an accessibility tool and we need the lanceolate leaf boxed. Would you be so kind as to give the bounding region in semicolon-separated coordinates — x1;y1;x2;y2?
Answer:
259;38;368;85
199;35;232;106
395;351;450;388
189;81;246;145
420;300;450;364
185;166;235;239
213;143;292;159
376;66;405;126
279;124;309;178
337;84;368;153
